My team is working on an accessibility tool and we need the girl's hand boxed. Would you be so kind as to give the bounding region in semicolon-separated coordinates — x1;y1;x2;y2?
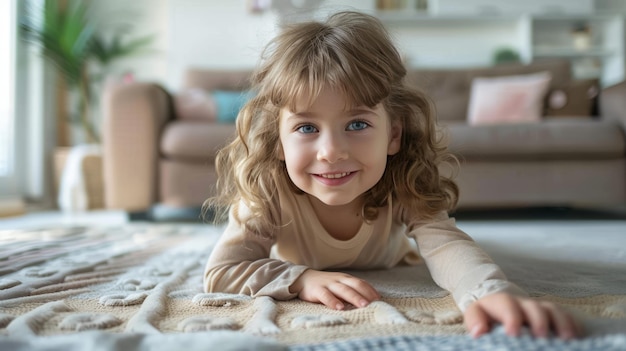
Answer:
464;293;583;340
290;269;381;310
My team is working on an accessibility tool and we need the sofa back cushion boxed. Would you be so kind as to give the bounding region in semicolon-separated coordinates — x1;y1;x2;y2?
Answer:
178;60;572;123
182;69;253;91
406;59;572;123
175;70;254;122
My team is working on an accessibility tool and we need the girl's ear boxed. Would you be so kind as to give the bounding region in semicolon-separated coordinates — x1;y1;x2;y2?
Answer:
387;120;402;155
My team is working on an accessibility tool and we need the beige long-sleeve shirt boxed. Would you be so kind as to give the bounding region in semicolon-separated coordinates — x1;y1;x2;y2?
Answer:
204;184;526;311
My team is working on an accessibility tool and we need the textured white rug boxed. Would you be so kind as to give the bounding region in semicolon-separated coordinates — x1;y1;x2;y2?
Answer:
0;220;625;350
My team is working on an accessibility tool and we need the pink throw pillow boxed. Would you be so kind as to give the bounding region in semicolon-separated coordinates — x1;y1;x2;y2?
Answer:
467;72;552;125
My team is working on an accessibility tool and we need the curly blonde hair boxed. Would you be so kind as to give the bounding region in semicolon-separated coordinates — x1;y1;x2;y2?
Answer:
205;11;458;238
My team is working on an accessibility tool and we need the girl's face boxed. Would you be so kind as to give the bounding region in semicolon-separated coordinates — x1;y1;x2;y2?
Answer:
278;87;401;208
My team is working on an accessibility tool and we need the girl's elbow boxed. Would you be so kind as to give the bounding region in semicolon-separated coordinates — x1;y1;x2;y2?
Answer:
203;266;241;294
203;266;224;293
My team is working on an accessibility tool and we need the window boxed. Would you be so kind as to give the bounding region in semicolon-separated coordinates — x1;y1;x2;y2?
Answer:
0;0;16;197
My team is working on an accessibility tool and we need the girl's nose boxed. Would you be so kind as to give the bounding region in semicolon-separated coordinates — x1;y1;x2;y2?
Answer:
317;132;348;163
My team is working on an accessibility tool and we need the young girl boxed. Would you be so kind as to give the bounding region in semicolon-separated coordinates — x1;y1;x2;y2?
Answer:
204;11;580;340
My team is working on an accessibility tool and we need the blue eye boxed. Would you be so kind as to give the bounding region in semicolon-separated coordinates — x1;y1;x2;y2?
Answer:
347;121;369;131
297;125;318;134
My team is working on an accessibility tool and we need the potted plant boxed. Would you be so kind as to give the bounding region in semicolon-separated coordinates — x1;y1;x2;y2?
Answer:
20;0;153;211
492;47;521;65
20;0;153;144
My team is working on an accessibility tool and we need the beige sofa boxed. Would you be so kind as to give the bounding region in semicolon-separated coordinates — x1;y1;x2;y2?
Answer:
103;60;626;215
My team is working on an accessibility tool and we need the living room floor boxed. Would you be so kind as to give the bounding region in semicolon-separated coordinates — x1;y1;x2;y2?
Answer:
2;206;626;231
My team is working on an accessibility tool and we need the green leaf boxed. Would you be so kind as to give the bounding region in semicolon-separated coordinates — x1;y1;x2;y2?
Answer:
91;33;154;65
19;0;154;143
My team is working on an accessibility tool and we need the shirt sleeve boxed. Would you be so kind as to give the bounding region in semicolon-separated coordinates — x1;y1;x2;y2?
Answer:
403;210;527;311
203;203;309;300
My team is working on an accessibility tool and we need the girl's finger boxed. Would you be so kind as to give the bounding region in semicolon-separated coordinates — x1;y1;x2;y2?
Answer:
341;277;380;304
520;300;549;338
316;287;345;310
464;302;491;338
328;282;369;308
482;294;524;337
544;303;578;340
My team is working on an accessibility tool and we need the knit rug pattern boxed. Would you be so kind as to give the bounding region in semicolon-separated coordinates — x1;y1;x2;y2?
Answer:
0;223;625;350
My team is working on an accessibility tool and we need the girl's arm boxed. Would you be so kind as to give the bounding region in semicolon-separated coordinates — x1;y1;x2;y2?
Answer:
406;212;526;310
407;211;580;339
204;206;309;300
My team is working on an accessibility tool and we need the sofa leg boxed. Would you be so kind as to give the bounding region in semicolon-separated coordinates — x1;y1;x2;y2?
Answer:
127;210;154;221
126;206;225;222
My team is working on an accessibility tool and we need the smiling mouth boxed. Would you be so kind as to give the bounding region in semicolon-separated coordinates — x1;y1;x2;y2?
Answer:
317;172;353;179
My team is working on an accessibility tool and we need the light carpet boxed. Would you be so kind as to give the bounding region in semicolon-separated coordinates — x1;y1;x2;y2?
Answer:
0;221;625;350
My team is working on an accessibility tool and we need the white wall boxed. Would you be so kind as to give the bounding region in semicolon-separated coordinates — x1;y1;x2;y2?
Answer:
94;0;381;90
167;0;278;89
94;0;626;90
91;0;170;86
166;0;375;90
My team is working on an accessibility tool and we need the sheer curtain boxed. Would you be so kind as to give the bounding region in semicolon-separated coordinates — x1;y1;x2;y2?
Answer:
0;0;53;215
0;0;17;200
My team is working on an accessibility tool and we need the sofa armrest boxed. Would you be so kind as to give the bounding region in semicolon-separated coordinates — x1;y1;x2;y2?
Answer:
102;83;173;211
600;81;626;130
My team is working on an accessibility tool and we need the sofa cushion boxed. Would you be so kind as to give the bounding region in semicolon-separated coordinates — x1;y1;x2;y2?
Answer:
161;121;236;161
174;89;217;121
447;118;625;161
408;59;572;123
467;72;552;125
182;69;252;91
174;89;253;123
545;79;599;117
212;90;255;122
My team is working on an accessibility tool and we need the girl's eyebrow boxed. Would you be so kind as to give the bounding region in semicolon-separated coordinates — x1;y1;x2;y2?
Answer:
347;108;377;116
286;111;315;119
285;107;379;119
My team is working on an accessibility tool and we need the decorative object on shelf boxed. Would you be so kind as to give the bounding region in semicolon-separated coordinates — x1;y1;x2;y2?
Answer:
247;0;272;14
571;22;592;51
376;0;408;11
492;47;521;65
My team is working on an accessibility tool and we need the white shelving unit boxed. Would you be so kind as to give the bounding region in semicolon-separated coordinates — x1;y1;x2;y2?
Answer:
530;14;624;86
428;0;594;16
378;12;530;68
374;9;625;86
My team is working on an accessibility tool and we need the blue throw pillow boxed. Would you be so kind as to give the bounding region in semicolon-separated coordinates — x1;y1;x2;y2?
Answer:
212;90;254;123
